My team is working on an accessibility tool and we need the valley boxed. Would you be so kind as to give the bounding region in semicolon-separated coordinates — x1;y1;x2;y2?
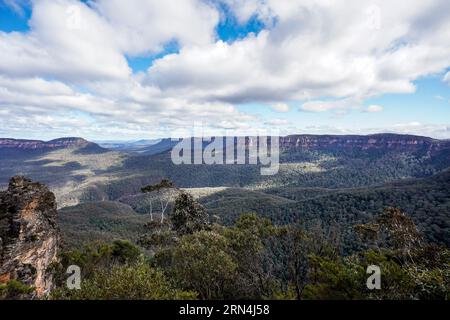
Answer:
0;134;449;251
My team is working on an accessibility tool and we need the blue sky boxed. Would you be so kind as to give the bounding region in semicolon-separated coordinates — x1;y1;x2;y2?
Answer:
125;2;266;74
0;1;30;31
0;0;449;140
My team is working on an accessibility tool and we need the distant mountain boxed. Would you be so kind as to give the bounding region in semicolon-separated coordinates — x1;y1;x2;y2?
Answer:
4;133;447;156
140;138;179;155
1;133;450;209
96;139;161;153
1;133;448;252
280;133;438;150
0;137;115;203
139;133;450;160
0;137;106;156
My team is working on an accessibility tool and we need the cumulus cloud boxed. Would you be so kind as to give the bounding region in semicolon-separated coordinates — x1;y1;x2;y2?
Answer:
300;98;361;113
270;103;290;113
265;118;290;126
146;0;450;107
0;0;131;83
364;105;384;113
291;122;450;140
387;122;450;139
91;0;219;56
0;0;450;138
0;0;220;83
0;0;255;138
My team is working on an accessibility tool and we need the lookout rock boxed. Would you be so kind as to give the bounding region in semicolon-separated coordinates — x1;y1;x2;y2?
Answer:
0;176;60;298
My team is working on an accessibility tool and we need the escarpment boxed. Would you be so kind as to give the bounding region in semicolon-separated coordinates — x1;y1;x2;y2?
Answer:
0;176;60;298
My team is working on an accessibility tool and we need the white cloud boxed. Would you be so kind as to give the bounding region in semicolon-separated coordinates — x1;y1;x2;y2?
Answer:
394;121;422;128
444;71;450;85
270;103;290;113
0;0;254;138
0;72;259;140
0;0;220;83
364;105;384;113
0;0;450;138
300;98;361;113
265;118;290;126
0;0;131;83
146;0;450;107
291;122;450;139
0;76;73;96
91;0;219;56
386;122;450;139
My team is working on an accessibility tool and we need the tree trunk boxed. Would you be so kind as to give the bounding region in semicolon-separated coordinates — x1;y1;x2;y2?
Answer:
149;200;153;222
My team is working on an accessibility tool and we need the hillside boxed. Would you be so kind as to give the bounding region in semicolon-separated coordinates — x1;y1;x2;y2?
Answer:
96;139;161;153
0;138;125;207
1;133;449;251
58;201;147;248
1;133;449;302
0;137;106;156
201;170;450;249
75;134;450;202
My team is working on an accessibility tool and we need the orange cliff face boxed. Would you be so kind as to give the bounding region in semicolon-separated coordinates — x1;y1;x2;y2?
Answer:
0;176;60;298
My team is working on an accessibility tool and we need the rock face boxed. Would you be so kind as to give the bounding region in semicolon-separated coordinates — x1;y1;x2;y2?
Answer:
0;137;90;150
279;134;450;162
0;176;60;298
0;137;106;157
280;134;442;151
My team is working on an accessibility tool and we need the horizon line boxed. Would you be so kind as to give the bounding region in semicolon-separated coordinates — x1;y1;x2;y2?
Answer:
0;132;447;143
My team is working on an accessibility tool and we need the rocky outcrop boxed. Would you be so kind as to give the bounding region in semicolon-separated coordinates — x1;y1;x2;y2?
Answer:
0;177;60;298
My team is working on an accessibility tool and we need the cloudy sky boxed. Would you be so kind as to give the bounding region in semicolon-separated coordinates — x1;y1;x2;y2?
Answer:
0;0;450;140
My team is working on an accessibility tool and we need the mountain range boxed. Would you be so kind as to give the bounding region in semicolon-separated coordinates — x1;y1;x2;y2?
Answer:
0;134;449;249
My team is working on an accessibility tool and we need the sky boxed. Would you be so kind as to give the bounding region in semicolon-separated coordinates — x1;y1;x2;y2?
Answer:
0;0;449;141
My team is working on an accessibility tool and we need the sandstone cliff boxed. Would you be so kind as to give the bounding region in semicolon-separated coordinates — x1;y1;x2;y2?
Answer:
0;137;91;150
0;137;106;157
280;134;442;151
0;176;60;298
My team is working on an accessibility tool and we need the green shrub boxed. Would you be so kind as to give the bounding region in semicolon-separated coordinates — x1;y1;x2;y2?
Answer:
0;280;35;300
52;261;196;300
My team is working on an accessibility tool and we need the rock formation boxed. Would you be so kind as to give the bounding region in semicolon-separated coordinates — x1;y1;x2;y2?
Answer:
0;137;90;151
0;137;106;157
0;176;60;298
280;134;442;151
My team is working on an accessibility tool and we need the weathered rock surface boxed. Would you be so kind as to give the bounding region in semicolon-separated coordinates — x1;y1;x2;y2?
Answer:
0;176;60;298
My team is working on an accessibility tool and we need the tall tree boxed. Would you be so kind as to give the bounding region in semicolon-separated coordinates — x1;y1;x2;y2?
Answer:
141;179;177;224
170;192;209;235
158;231;237;300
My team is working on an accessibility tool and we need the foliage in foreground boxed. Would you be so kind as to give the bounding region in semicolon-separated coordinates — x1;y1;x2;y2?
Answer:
0;280;35;300
52;261;196;300
49;191;449;300
302;208;449;300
